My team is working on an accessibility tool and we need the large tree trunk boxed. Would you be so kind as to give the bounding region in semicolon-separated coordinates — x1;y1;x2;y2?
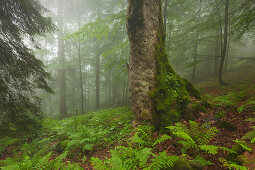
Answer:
163;0;168;31
57;0;67;118
127;0;204;131
218;0;229;85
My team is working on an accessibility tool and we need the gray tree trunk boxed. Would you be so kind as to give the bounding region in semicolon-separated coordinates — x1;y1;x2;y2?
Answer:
95;44;100;110
192;0;202;82
218;0;229;85
77;13;84;113
57;0;67;118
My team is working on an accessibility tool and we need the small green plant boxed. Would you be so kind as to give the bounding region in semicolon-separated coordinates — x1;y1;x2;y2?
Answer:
145;151;180;169
233;139;252;152
238;98;255;113
153;134;172;146
211;92;236;107
219;158;248;170
91;146;153;169
129;124;154;148
242;118;255;144
164;121;235;167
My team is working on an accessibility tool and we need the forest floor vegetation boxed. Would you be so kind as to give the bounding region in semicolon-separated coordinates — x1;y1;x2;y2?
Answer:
0;63;255;169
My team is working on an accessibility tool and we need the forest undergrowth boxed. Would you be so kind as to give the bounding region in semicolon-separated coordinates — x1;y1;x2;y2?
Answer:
0;63;255;170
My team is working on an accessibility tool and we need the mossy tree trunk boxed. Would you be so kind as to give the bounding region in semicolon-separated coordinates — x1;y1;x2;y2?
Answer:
127;0;206;131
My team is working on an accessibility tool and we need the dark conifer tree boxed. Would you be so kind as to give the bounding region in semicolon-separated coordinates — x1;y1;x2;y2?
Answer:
0;0;54;132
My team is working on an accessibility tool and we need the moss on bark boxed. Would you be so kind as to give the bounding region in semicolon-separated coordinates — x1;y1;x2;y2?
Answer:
149;32;207;131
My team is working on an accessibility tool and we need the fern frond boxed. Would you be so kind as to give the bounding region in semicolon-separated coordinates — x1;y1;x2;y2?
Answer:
135;148;152;168
148;152;180;169
199;145;219;155
191;155;213;166
0;165;20;170
219;147;237;154
228;164;248;170
233;139;252;152
219;157;248;170
167;122;188;133
172;132;194;142
153;134;172;146
177;140;197;149
242;127;255;141
129;132;146;145
91;157;109;170
199;126;218;145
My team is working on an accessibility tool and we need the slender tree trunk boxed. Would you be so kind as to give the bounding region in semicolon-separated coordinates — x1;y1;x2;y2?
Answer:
49;95;52;116
104;68;108;108
112;78;117;106
224;27;231;72
108;67;111;106
214;28;220;76
72;77;75;112
192;34;199;82
77;14;84;113
84;72;87;112
127;0;203;130
95;44;100;110
218;0;229;85
122;79;126;105
215;0;223;60
192;0;202;82
57;0;67;118
87;78;90;111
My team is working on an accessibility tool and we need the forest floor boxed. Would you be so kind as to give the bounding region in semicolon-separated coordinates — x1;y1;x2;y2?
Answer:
0;63;255;169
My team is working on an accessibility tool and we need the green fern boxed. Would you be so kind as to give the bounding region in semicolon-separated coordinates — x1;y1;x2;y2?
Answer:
136;148;153;167
191;155;213;166
233;139;252;152
211;93;235;107
167;121;218;145
0;165;20;170
242;122;255;144
92;146;153;169
153;134;172;146
219;158;248;170
251;137;255;143
238;98;255;113
199;145;219;155
145;151;180;170
177;140;197;150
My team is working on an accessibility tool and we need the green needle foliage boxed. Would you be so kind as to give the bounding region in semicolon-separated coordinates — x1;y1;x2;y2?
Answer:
0;0;55;134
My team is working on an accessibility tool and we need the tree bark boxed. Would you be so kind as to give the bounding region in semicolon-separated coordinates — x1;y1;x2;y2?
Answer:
214;28;220;76
77;14;84;113
127;0;204;130
95;45;100;110
57;0;67;118
224;26;231;72
218;0;229;85
163;0;168;32
192;0;202;82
